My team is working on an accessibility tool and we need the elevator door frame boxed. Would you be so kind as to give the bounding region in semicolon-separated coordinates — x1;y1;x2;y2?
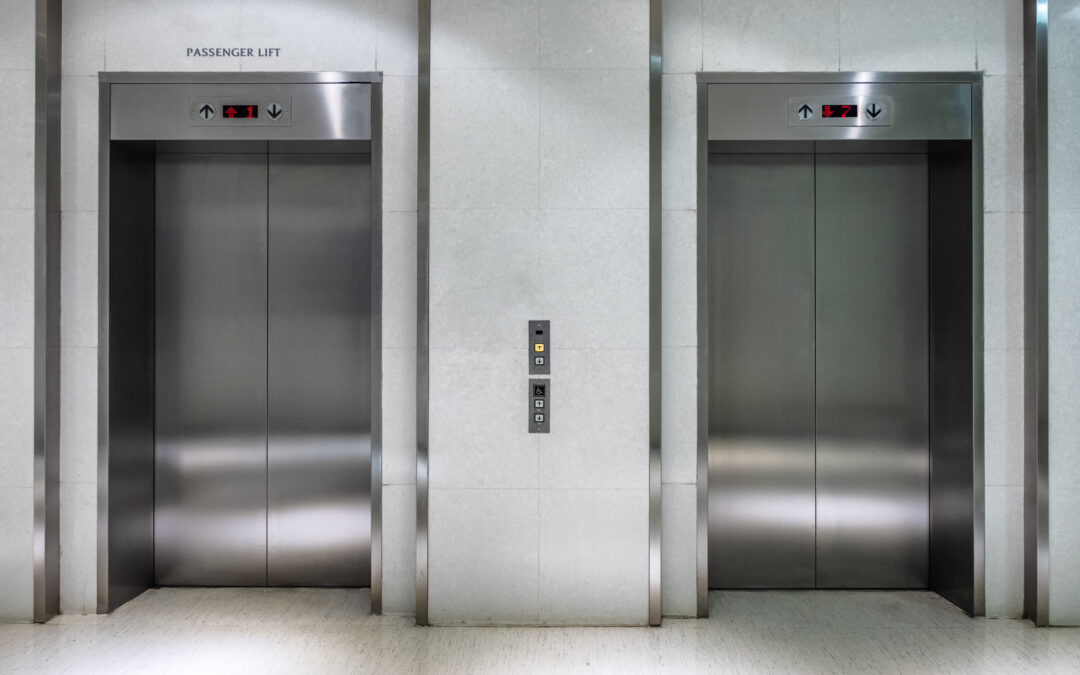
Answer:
695;72;985;617
97;72;384;613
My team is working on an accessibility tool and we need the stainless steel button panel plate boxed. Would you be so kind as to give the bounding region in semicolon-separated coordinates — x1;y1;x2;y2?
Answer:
530;379;549;434
529;320;550;375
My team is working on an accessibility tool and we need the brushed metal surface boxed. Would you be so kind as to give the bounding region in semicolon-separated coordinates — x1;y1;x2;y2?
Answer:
698;74;983;614
111;82;373;141
708;82;972;142
698;72;984;85
416;0;432;627
99;141;156;612
707;152;816;589
100;74;383;612
970;79;986;619
1025;0;1049;627
369;81;384;615
33;0;62;623
695;80;710;617
649;0;663;627
814;153;930;589
266;153;372;587
154;152;269;586
928;141;977;613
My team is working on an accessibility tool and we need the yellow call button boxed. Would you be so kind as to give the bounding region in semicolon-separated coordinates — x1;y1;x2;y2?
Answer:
534;343;545;353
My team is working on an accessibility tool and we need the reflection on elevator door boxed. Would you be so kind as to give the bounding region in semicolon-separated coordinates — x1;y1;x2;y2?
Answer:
707;148;930;589
154;150;372;588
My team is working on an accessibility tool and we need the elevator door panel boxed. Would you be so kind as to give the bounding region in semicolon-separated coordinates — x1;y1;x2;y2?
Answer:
154;153;269;586
814;153;930;588
707;153;816;588
267;154;372;586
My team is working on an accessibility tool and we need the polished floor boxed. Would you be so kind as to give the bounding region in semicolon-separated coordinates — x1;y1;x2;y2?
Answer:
1;590;1079;674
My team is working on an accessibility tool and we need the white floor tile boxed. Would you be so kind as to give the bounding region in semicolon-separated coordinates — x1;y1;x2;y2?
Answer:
2;589;1076;674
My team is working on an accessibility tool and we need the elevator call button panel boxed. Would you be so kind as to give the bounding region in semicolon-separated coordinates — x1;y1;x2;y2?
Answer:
789;96;892;127
190;96;292;126
529;320;550;375
530;379;550;433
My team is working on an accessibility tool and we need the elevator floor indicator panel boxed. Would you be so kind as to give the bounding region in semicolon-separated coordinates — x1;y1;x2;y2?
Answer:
789;96;892;127
190;96;291;126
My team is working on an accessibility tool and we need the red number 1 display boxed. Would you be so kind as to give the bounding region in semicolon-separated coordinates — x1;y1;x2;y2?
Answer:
223;104;259;119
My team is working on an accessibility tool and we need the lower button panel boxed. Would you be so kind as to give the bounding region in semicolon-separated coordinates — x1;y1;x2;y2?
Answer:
529;379;550;433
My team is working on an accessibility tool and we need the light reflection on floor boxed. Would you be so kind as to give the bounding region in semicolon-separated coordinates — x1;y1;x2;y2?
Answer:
1;589;1079;674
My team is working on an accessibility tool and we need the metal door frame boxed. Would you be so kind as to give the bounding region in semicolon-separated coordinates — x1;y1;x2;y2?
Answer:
97;71;384;613
695;71;984;617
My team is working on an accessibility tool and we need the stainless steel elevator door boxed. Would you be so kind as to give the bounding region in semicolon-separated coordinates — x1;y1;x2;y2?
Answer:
154;150;372;587
814;153;929;588
155;153;269;586
267;153;372;586
707;153;816;588
708;147;930;590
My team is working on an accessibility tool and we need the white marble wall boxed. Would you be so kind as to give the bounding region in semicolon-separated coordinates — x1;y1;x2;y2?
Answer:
57;0;419;615
1048;0;1080;627
660;0;1027;618
0;0;38;623
427;0;651;625
3;0;1036;626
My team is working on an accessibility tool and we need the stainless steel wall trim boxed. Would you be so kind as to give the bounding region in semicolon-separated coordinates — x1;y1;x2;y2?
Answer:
695;80;710;618
370;80;385;615
648;0;662;628
971;76;987;618
96;79;111;614
33;0;62;624
1025;0;1050;627
415;0;431;627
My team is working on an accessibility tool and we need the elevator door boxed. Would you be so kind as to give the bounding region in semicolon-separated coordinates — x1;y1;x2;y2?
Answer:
708;147;929;589
267;153;371;586
707;153;816;588
814;153;929;588
155;150;371;587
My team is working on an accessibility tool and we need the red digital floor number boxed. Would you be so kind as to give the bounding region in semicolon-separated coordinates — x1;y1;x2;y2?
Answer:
822;104;858;119
223;104;259;119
